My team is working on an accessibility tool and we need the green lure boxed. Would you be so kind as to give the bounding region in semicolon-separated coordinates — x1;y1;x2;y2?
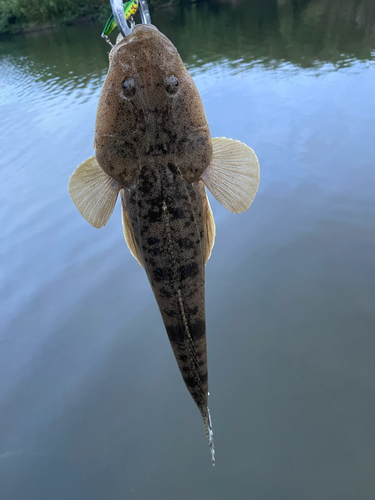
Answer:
102;0;139;37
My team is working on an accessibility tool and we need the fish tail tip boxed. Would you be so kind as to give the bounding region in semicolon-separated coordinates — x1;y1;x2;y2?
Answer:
201;405;215;465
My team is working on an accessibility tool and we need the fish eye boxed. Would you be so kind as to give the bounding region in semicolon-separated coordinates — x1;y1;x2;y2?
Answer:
165;75;179;94
122;77;136;97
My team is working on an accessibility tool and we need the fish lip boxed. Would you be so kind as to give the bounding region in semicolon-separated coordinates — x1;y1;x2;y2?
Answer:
130;23;159;35
108;24;164;61
114;24;172;54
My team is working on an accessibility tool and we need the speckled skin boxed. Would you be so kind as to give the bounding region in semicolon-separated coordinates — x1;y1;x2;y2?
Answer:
95;25;212;185
95;25;212;413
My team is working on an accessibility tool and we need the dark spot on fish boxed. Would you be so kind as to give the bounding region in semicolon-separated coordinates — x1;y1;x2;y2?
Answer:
146;143;170;156
177;137;188;147
191;320;205;341
146;247;162;257
138;178;153;194
190;193;197;202
147;237;160;245
144;256;156;267
199;372;208;386
170;207;184;219
179;354;188;363
188;306;199;316
183;376;197;388
179;263;199;281
146;206;162;223
182;366;194;376
166;323;185;344
163;308;176;318
178;238;194;250
153;267;169;282
129;190;137;204
159;287;172;299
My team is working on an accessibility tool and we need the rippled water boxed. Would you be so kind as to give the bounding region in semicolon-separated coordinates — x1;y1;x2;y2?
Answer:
1;1;375;498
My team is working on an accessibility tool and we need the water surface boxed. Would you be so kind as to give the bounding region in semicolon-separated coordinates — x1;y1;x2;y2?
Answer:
1;1;375;499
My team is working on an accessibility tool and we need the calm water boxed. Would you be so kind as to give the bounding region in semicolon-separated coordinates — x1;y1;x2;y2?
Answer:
1;0;375;498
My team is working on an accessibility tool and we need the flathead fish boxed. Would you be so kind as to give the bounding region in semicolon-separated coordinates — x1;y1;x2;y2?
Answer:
69;24;259;463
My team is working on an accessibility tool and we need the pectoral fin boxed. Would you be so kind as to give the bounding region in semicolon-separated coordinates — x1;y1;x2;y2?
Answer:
201;181;216;265
120;191;144;268
69;156;120;228
201;137;260;213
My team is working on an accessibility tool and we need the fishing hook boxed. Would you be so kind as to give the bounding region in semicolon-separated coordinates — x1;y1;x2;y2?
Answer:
109;0;151;39
110;0;132;37
138;0;151;24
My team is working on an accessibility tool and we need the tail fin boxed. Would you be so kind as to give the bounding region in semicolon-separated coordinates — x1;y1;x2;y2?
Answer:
201;405;215;465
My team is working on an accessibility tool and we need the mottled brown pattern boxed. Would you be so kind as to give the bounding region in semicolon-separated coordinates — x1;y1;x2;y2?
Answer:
95;24;212;187
94;25;213;416
123;164;208;409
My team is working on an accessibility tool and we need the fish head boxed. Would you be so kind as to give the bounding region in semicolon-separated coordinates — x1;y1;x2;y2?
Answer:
95;24;212;187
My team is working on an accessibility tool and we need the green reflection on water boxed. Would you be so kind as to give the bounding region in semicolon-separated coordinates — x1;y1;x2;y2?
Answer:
0;22;109;86
0;0;374;87
155;0;375;69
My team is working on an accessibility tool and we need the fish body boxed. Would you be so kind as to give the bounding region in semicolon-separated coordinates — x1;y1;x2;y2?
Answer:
122;168;208;409
69;24;260;463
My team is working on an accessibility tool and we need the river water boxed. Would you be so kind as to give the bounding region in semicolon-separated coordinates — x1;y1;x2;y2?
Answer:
1;1;375;498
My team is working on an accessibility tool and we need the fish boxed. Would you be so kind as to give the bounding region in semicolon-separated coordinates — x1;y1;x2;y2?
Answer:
69;24;259;463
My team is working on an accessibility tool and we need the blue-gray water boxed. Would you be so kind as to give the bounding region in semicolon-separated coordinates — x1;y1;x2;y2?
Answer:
1;1;375;498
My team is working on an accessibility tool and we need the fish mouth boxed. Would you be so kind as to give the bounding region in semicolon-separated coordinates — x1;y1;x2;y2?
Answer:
132;23;159;33
108;23;161;63
128;23;160;41
114;24;175;57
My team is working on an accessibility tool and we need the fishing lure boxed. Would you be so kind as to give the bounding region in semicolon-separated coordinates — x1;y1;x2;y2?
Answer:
102;0;139;38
